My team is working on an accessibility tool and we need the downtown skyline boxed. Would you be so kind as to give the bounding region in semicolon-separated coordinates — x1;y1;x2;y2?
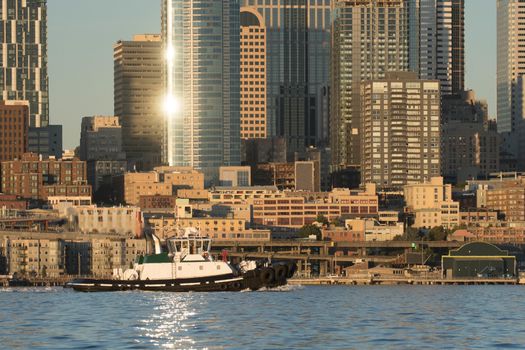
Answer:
47;0;496;149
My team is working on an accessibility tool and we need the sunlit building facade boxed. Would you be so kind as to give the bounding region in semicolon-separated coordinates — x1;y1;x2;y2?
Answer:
162;0;241;184
0;0;49;127
240;7;267;140
241;0;331;155
360;72;441;189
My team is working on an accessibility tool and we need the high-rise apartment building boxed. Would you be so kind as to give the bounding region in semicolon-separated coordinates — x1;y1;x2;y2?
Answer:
360;72;441;189
114;34;163;171
0;100;28;162
0;0;48;127
240;7;267;140
241;0;331;155
497;0;525;133
162;0;241;183
331;0;408;169
408;0;464;96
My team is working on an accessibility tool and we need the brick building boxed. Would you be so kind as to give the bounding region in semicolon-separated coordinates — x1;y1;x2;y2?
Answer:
486;183;525;222
1;153;91;201
0;100;29;162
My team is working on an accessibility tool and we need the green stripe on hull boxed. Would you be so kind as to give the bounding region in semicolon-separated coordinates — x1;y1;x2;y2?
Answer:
142;253;171;264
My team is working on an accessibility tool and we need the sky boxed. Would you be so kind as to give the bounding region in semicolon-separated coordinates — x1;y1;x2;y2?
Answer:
48;0;497;149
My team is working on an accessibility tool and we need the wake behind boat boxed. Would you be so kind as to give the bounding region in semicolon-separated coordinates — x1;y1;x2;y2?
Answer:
65;229;296;292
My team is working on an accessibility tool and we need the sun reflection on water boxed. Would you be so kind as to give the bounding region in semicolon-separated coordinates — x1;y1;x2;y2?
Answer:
134;293;203;349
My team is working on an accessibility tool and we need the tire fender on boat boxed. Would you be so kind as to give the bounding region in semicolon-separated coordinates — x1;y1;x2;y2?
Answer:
274;264;288;282
260;267;275;285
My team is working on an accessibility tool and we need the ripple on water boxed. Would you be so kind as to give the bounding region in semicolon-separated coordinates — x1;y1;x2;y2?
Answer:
1;285;525;349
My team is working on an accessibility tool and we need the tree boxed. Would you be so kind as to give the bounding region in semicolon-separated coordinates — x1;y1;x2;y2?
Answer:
315;214;329;227
297;224;322;240
428;226;448;241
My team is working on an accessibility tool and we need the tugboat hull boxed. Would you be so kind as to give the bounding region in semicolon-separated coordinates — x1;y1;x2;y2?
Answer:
65;263;296;292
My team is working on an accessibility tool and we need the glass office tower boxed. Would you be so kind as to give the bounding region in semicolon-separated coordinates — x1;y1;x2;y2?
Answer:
162;0;241;183
0;0;49;127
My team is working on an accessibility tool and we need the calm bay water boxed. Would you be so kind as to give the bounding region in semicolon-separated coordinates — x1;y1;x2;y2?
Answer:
0;285;524;349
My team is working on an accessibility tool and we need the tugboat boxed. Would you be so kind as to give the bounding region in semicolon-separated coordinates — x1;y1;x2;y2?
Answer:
65;229;296;292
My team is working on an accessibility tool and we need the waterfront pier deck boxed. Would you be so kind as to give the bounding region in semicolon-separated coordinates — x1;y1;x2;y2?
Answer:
289;277;521;286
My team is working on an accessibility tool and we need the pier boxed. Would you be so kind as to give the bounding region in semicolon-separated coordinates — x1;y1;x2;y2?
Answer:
288;276;522;286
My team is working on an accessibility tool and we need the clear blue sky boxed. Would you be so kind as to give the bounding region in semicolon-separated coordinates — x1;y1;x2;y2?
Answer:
48;0;496;149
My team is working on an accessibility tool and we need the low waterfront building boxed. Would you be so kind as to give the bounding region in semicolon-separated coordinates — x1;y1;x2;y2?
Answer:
0;235;149;278
442;242;516;278
69;206;143;237
7;239;64;277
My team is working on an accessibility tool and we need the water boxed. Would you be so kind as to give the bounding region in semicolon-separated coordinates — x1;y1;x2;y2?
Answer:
0;285;524;349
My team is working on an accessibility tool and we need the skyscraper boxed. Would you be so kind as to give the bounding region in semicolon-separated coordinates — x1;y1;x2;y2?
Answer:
240;7;267;140
114;34;163;171
408;0;464;96
162;0;241;183
497;0;525;133
0;0;48;127
360;72;441;188
241;0;331;156
331;0;408;168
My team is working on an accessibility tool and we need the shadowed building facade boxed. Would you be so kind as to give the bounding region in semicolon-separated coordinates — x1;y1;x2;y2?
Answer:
114;34;163;171
0;100;28;162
